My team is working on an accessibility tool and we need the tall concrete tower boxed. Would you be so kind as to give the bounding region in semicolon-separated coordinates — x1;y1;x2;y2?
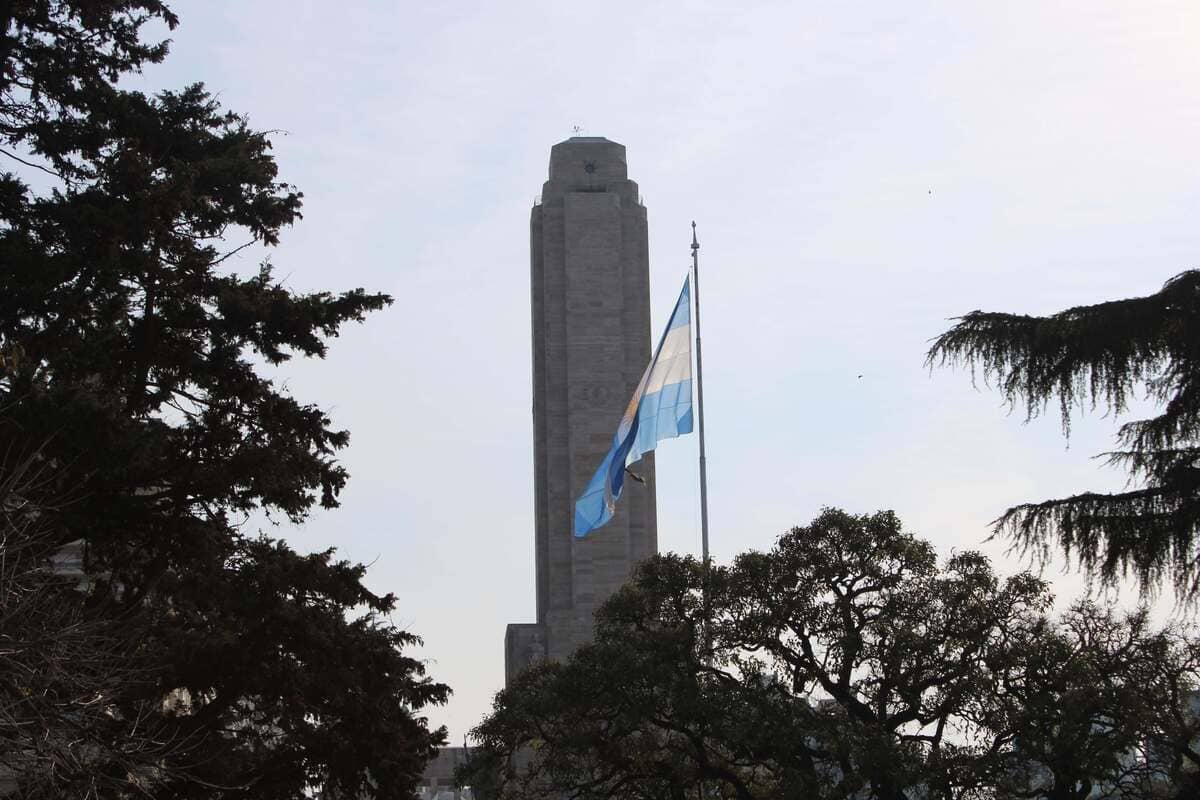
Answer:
505;137;658;680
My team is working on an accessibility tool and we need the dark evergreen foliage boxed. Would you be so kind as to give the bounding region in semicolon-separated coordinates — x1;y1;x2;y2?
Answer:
1;4;448;797
0;447;199;798
928;271;1200;599
462;509;1200;800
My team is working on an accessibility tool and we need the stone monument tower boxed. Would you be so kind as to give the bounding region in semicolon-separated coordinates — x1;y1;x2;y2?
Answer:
505;137;658;681
418;136;658;798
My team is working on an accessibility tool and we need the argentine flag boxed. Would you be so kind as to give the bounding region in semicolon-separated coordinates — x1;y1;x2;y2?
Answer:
574;276;694;537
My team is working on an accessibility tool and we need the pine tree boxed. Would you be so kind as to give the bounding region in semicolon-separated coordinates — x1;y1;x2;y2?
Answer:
0;4;448;797
928;270;1200;599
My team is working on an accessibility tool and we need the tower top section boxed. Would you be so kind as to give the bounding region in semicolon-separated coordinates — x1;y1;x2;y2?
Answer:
541;136;639;206
549;137;627;181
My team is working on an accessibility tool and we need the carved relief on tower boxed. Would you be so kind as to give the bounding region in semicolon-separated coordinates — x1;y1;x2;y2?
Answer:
504;623;549;685
571;382;613;409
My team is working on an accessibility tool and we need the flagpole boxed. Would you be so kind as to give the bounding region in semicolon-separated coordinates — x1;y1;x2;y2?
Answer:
692;225;714;800
691;222;710;568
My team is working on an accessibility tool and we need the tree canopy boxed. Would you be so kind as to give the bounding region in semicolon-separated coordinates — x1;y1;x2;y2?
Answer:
927;271;1200;599
462;509;1200;800
1;3;448;797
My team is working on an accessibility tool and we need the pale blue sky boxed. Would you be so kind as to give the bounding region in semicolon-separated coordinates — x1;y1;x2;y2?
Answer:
138;1;1200;740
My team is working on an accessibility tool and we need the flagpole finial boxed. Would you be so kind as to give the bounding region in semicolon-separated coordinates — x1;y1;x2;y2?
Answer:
691;221;699;252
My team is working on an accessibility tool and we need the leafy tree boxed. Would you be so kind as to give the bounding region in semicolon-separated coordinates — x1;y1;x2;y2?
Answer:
927;272;1200;599
978;602;1197;800
462;509;1200;800
1;4;448;798
1126;617;1200;799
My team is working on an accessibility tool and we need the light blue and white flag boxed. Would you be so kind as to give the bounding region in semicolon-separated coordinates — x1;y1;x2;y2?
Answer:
574;276;694;537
